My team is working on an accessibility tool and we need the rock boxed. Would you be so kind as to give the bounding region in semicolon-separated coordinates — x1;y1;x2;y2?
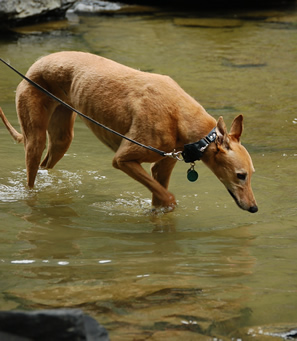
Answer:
0;309;109;341
68;0;158;15
0;0;76;29
265;14;297;29
11;19;71;34
231;323;297;340
70;0;122;13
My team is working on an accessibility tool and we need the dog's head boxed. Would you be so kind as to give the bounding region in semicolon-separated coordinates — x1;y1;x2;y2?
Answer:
203;115;258;213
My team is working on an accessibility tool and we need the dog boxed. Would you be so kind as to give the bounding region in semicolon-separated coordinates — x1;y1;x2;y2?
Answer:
0;51;258;213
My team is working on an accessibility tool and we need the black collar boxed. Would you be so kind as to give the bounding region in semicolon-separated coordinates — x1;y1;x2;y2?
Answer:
181;127;217;163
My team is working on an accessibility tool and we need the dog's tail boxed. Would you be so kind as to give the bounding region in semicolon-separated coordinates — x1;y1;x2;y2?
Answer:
0;107;24;143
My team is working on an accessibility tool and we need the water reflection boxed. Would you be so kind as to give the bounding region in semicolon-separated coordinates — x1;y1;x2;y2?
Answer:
18;197;81;259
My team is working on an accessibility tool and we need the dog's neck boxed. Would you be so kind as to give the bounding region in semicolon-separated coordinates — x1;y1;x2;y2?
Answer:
181;127;217;163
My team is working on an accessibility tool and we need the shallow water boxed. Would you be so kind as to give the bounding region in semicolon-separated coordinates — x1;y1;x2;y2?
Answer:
0;7;297;340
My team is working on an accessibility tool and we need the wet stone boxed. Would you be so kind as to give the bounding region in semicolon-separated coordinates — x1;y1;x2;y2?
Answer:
11;20;71;34
265;14;297;29
0;0;75;29
0;309;109;341
68;0;158;15
231;323;297;340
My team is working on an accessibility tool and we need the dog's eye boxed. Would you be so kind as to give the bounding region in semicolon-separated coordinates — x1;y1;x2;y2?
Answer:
237;173;247;180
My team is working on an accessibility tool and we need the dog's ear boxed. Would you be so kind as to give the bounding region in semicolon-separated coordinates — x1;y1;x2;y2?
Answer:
229;114;243;142
216;116;230;149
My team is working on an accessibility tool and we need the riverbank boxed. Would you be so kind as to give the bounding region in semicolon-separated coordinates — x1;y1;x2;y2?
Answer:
1;0;296;31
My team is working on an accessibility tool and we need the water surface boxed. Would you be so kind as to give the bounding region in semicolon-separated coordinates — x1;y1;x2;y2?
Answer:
0;8;297;340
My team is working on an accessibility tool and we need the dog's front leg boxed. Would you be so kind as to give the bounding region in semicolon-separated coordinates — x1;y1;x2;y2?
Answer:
113;156;176;210
151;157;177;207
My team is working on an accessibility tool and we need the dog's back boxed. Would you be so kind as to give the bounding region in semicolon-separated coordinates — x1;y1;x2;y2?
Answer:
18;51;211;153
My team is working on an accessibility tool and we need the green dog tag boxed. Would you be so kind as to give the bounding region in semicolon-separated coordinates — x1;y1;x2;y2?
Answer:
187;168;198;182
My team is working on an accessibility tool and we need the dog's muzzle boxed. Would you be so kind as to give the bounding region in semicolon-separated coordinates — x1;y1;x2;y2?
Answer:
228;190;258;213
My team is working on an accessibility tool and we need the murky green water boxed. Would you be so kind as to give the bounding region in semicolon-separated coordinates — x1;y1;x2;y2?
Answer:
0;7;297;340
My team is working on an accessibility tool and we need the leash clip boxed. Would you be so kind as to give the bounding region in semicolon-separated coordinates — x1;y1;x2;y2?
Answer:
164;150;184;161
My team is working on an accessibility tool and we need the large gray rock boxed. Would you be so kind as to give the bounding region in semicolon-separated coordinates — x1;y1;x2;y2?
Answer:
0;309;109;341
67;0;157;15
69;0;122;13
0;0;76;28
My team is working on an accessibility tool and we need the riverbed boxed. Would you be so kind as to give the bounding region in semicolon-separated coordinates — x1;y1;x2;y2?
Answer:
0;7;297;340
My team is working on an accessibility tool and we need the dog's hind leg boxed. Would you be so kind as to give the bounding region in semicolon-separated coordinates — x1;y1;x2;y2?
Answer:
18;106;48;189
41;105;76;169
151;157;177;207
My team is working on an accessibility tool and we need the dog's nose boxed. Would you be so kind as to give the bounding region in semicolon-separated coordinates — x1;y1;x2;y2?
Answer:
248;205;258;213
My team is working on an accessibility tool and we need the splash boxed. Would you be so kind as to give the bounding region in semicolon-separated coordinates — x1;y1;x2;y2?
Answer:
91;193;152;216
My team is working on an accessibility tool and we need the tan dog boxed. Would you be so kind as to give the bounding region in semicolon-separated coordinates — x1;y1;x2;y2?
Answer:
0;51;258;213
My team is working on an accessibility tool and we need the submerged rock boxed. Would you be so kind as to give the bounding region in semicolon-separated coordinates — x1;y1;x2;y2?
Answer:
174;17;243;28
0;309;109;341
222;57;267;68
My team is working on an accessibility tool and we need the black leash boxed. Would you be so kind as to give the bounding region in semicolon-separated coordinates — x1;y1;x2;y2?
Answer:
0;57;167;157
